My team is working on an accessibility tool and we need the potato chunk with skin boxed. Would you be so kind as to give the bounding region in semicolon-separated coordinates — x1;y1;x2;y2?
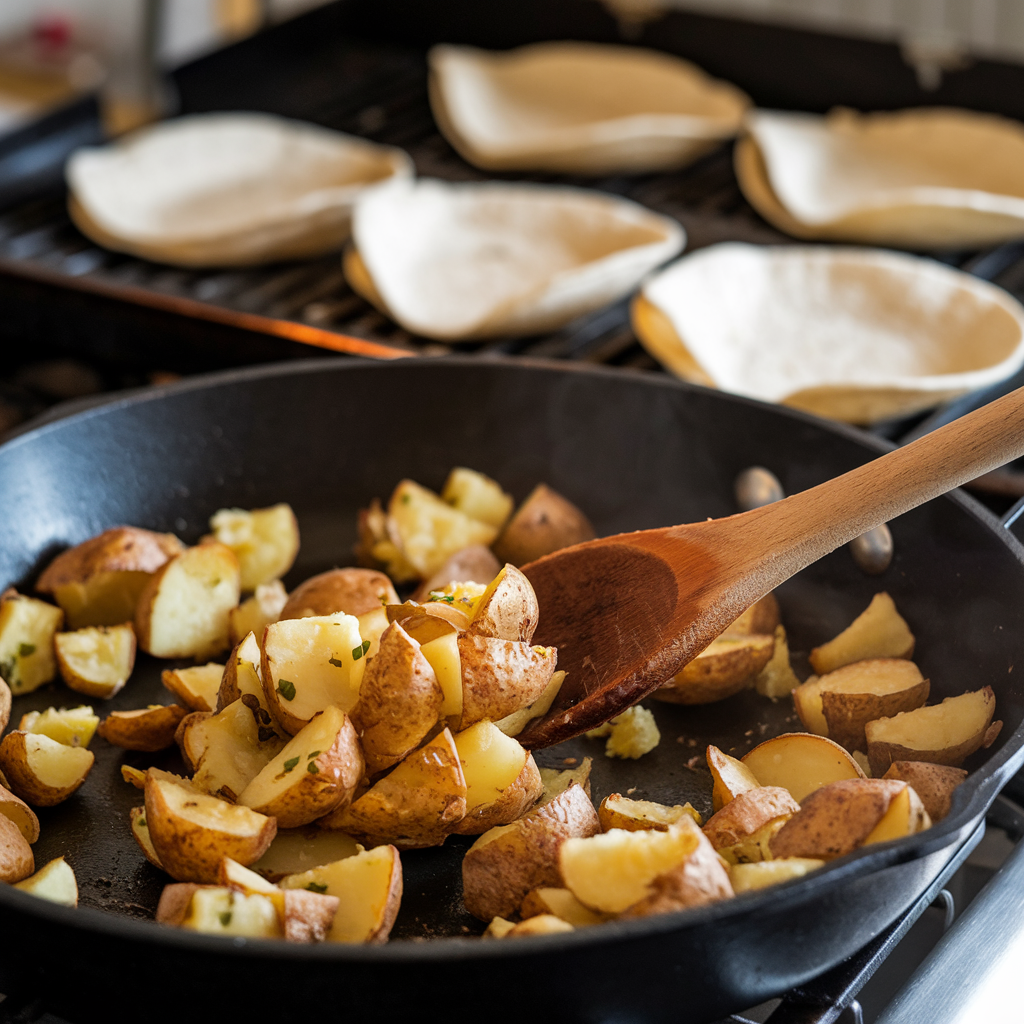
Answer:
742;732;865;804
731;858;824;893
863;784;931;844
755;625;801;699
135;543;240;659
251;829;361;883
495;669;565;738
281;568;398;621
493;484;596;567
0;590;63;695
324;728;466;848
36;526;183;628
0;732;94;806
450;721;542;835
144;774;276;883
281;845;402;944
520;887;608;927
461;780;599;921
230;580;287;647
238;706;363;828
598;794;701;832
349;622;443;775
654;634;774;704
411;546;502;602
0;813;34;883
702;787;799;851
183;887;282;938
19;705;98;748
99;704;190;752
131;806;163;868
208;504;300;592
866;687;998;776
560;818;707;915
261;613;366;736
707;745;760;812
14;856;78;906
162;663;225;713
882;762;966;821
0;786;40;843
217;632;265;713
810;592;915;675
458;635;557;730
55;623;137;699
467;564;539;643
716;816;791;865
585;705;660;759
441;468;514;530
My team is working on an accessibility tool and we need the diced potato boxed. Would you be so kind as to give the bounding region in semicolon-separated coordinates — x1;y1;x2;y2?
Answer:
441;468;514;530
519;887;607;927
0;732;94;806
458;635;557;730
19;705;98;747
654;634;774;705
702;787;799;851
716;815;792;865
741;732;865;803
0;590;63;695
0;813;34;883
598;794;701;832
585;705;660;759
495;669;565;737
863;784;931;845
881;762;966;821
162;663;225;713
467;564;539;644
809;593;915;675
229;580;287;647
13;856;78;906
208;504;300;592
217;632;265;713
493;484;596;567
484;916;516;938
504;915;575;937
405;618;462;720
730;858;824;893
281;569;397;621
0;785;40;843
411;546;501;602
182;887;282;938
755;625;801;698
98;704;190;752
706;745;761;812
54;623;136;699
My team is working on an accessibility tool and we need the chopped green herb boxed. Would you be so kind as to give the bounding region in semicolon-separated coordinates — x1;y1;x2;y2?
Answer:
219;911;232;927
0;660;15;684
306;750;321;759
307;761;320;774
380;596;388;607
277;679;296;701
137;816;146;828
282;756;300;773
427;591;455;604
402;494;411;504
329;657;343;668
17;643;35;658
351;640;371;660
306;882;328;894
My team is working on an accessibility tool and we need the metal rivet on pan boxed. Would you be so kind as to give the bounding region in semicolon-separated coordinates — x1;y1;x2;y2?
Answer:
849;524;894;575
734;466;785;511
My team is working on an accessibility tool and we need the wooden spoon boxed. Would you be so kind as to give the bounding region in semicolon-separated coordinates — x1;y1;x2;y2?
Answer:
518;385;1024;749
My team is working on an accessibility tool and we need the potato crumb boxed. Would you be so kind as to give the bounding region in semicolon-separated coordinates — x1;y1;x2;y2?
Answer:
585;705;660;760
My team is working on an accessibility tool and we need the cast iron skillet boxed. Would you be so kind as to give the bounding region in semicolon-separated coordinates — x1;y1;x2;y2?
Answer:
1;357;1023;1024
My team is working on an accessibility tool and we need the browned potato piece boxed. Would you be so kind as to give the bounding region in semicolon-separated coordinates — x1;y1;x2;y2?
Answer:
755;626;801;699
180;699;286;802
13;856;78;906
793;659;927;744
809;593;915;675
770;779;907;860
520;887;608;927
561;817;709;915
619;830;734;918
0;785;40;843
250;829;361;883
131;806;163;869
98;704;190;752
55;623;136;699
702;787;800;850
707;745;761;812
238;707;363;828
450;721;542;835
466;564;539;644
0;590;63;695
208;504;300;592
866;687;998;776
654;634;774;704
325;728;467;848
598;794;701;832
280;845;402;944
0;813;34;883
36;526;183;628
144;773;276;883
162;662;225;712
217;632;265;713
135;543;240;659
742;732;865;803
882;761;967;821
730;858;824;893
0;677;10;733
724;593;780;637
411;546;502;602
349;622;443;774
458;635;557;729
281;568;399;621
122;765;147;789
461;780;599;921
493;484;596;566
229;580;287;647
18;705;98;747
261;614;366;736
0;731;94;806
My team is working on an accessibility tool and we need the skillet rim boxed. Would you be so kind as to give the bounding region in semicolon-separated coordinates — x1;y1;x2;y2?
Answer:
0;354;1021;959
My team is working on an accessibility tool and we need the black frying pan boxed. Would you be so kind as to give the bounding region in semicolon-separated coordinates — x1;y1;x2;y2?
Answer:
1;357;1022;1024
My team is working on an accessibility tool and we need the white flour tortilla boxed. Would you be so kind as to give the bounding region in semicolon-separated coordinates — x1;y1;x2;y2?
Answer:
634;242;1024;424
429;42;749;174
67;113;413;267
737;108;1024;249
347;177;684;341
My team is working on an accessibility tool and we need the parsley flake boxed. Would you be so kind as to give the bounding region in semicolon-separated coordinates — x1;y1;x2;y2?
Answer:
306;882;328;893
282;756;300;773
351;640;371;660
277;679;296;701
427;592;455;604
137;816;146;827
329;657;343;668
307;761;320;774
219;911;232;927
17;643;35;658
306;750;321;759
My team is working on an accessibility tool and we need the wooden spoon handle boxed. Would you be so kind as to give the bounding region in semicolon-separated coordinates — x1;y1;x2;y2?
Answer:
700;383;1024;581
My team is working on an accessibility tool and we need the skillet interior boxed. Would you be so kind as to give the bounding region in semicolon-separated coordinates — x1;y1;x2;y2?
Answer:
1;357;1023;1023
